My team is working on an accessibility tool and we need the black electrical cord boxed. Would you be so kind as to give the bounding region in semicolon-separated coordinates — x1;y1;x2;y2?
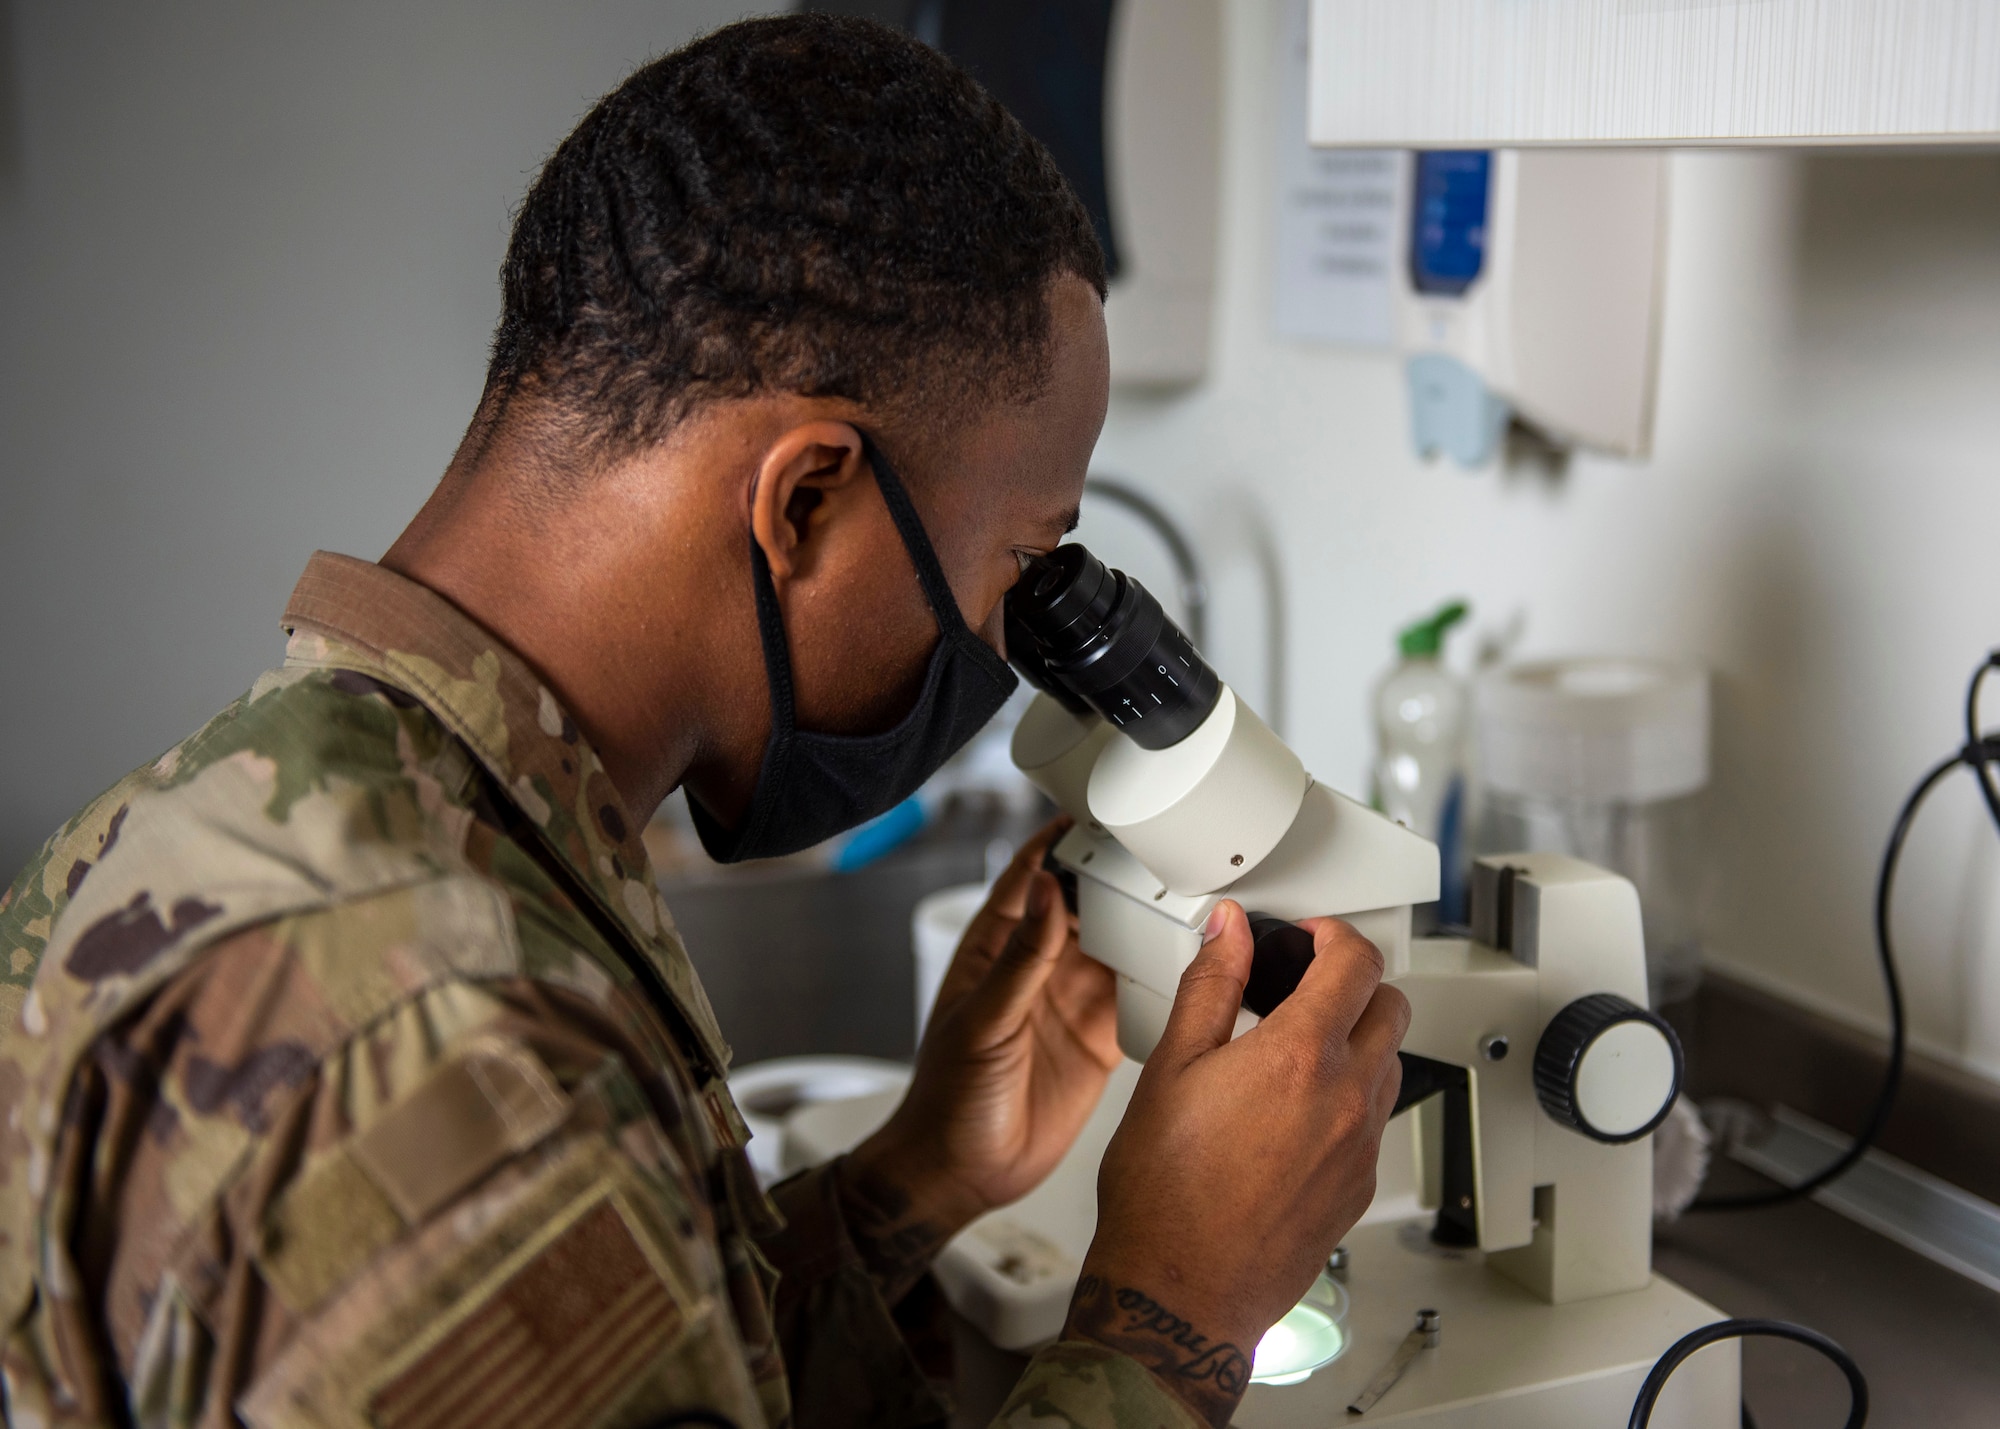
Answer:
1692;653;2000;1211
1967;655;2000;830
1631;1319;1868;1429
1648;656;2000;1427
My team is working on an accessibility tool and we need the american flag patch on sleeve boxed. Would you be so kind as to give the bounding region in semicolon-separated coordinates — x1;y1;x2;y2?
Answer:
366;1196;688;1429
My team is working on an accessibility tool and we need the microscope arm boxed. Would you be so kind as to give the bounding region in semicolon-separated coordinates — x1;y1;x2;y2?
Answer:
1238;862;1686;1307
1248;919;1541;1253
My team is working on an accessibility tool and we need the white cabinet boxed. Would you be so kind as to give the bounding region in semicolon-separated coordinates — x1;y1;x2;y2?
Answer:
1309;0;2000;148
1106;0;1224;385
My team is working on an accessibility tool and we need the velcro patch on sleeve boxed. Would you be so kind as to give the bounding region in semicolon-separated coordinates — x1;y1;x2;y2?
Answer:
255;1038;572;1317
350;1037;569;1225
365;1194;689;1429
258;1147;407;1313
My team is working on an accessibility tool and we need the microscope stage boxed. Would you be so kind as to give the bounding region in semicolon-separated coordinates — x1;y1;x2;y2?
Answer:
1233;1218;1739;1428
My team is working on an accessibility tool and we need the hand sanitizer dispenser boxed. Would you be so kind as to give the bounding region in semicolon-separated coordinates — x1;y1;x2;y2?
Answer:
1398;148;1669;467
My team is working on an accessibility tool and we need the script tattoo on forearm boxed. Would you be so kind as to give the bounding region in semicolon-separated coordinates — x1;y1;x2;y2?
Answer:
1064;1273;1252;1427
834;1155;951;1308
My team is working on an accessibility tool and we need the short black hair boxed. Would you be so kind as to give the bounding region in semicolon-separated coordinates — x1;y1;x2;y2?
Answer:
485;13;1107;463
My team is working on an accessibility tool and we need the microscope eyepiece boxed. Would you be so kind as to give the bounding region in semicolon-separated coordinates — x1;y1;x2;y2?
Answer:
1002;601;1094;716
1006;543;1222;750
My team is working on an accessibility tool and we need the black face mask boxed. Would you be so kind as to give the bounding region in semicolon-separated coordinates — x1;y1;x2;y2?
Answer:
688;435;1020;863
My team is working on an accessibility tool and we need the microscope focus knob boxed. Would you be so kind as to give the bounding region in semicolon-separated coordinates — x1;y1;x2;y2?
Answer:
1533;994;1683;1143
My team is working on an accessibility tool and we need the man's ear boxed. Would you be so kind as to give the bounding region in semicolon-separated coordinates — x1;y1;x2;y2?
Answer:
748;422;870;589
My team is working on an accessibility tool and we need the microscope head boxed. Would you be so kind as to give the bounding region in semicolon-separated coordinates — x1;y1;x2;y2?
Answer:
1006;544;1438;1060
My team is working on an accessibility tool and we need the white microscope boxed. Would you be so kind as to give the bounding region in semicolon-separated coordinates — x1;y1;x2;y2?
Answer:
996;544;1741;1427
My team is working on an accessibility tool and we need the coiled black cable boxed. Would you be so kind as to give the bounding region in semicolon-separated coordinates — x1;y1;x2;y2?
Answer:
1968;654;2000;831
1631;1319;1867;1429
1693;652;2000;1210
1642;654;2000;1427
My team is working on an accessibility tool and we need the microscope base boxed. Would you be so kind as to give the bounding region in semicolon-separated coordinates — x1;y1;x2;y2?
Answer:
1233;1218;1739;1429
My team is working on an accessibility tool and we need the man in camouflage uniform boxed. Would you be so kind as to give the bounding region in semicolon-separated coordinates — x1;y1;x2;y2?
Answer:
0;15;1409;1429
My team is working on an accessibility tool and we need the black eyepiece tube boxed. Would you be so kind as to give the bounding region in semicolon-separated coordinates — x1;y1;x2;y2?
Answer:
1005;544;1223;750
1003;602;1094;715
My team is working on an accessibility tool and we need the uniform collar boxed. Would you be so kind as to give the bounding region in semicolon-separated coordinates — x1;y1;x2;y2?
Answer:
281;551;733;1076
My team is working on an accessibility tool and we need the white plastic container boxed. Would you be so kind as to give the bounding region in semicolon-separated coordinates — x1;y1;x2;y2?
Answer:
727;1057;912;1188
912;882;987;1044
1473;658;1710;1007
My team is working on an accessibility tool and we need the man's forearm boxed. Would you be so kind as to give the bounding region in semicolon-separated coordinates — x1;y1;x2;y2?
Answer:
1062;1272;1252;1428
833;1152;958;1308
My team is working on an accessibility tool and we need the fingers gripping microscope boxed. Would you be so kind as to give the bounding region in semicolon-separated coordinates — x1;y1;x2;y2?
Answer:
1001;546;1739;1427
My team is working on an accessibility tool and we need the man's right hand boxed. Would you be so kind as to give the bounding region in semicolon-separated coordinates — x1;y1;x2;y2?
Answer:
1063;900;1410;1427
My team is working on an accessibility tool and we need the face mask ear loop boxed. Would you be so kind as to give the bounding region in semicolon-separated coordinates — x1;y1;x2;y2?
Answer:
731;518;801;857
861;434;993;656
747;534;798;732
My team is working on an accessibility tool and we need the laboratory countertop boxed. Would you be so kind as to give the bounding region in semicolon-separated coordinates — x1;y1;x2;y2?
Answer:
945;1162;2000;1427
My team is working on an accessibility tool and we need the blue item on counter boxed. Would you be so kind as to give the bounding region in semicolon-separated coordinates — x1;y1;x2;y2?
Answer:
831;795;928;872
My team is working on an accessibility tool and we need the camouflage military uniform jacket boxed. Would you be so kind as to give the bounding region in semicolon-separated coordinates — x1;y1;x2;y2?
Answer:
0;554;1199;1429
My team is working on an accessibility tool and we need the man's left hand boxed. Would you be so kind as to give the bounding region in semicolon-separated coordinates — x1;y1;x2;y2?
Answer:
837;817;1120;1303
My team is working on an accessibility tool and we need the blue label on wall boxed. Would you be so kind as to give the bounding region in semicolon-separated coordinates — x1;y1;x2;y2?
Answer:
1409;151;1492;297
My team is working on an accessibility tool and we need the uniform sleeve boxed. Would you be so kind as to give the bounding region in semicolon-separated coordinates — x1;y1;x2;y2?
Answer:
760;1162;954;1429
232;1022;781;1429
42;918;795;1429
754;1165;1195;1429
991;1342;1207;1429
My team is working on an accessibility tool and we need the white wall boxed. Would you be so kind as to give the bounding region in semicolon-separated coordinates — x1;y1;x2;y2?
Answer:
1091;0;2000;1080
0;0;770;873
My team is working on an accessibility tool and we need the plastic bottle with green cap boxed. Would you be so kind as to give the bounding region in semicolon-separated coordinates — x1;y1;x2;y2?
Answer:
1372;600;1471;923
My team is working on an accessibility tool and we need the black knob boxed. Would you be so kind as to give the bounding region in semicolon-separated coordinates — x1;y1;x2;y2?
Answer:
1242;915;1315;1017
1533;993;1683;1144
